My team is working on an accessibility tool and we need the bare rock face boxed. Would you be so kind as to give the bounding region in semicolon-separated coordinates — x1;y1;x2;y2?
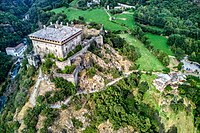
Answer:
79;70;105;91
98;120;135;133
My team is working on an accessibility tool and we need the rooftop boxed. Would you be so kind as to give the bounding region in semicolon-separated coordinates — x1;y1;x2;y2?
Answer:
6;43;25;51
29;24;82;43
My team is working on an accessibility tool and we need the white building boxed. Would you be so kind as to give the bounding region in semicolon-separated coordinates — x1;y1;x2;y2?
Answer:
6;43;27;57
29;23;82;58
181;56;200;74
153;72;186;92
116;3;135;9
153;74;171;92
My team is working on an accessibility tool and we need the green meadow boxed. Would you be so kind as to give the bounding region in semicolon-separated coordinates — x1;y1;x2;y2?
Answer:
146;33;174;55
51;7;126;31
113;12;135;29
120;34;165;71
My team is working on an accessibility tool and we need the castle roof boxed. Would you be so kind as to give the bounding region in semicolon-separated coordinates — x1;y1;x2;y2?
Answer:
29;25;82;44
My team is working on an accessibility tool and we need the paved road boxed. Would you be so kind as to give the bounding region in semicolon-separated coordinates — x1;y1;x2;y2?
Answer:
29;68;42;106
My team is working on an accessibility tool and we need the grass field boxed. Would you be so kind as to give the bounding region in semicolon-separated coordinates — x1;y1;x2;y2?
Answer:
51;7;126;31
146;33;174;56
113;12;135;29
119;34;165;71
69;0;79;7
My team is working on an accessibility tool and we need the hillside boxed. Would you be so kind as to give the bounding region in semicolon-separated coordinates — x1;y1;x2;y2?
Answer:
0;0;199;133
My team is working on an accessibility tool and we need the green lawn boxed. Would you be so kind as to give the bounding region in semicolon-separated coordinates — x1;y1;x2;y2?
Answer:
146;33;174;56
119;34;165;71
113;12;135;29
69;0;79;7
51;7;126;31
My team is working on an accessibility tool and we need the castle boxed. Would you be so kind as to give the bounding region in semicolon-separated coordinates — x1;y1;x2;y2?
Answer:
29;22;82;58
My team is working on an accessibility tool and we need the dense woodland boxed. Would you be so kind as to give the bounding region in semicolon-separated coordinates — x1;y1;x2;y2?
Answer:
134;0;200;63
0;53;12;84
72;73;164;132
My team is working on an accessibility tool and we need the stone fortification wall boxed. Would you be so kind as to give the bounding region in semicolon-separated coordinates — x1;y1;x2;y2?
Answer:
55;60;71;70
53;72;75;83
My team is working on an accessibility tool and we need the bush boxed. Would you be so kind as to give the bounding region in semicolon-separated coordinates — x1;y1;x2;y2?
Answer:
46;77;76;104
42;58;54;74
67;45;83;58
63;65;76;74
72;118;83;129
86;67;96;78
47;53;56;59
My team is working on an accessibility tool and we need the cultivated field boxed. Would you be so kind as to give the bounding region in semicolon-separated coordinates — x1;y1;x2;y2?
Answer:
146;33;174;56
120;34;165;71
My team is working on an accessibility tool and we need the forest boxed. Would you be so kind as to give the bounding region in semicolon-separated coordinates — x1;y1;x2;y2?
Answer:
0;53;12;84
134;0;200;63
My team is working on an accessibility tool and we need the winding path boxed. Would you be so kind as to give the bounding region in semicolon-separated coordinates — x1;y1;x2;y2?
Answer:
29;68;43;106
103;8;132;34
50;69;158;109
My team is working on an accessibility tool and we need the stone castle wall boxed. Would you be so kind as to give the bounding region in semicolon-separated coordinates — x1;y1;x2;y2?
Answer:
32;34;82;58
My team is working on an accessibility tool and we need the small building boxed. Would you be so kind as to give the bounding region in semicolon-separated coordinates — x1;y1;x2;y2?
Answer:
29;22;82;58
6;43;27;57
181;56;200;75
153;72;186;92
116;3;135;10
153;74;171;92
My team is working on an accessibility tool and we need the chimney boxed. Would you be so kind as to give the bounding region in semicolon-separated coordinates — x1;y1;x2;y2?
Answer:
67;22;69;26
60;22;63;26
50;22;53;25
43;25;46;29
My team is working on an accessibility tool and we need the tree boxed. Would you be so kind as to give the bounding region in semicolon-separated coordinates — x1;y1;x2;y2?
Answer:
138;81;149;94
42;58;54;73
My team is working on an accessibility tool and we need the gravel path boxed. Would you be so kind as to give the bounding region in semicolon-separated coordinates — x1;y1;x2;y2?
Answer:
29;68;42;106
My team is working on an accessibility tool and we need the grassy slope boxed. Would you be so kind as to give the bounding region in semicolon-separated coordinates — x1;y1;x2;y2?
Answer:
119;34;165;71
141;74;194;133
69;0;79;7
113;12;135;29
146;33;174;56
51;7;126;31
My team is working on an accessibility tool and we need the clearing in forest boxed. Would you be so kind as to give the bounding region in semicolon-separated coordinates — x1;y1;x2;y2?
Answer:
119;34;165;71
113;12;135;29
146;33;174;56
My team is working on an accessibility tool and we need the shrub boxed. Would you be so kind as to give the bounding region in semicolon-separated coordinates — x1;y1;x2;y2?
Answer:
63;65;76;74
42;58;54;74
72;118;83;129
86;67;96;78
67;45;83;58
